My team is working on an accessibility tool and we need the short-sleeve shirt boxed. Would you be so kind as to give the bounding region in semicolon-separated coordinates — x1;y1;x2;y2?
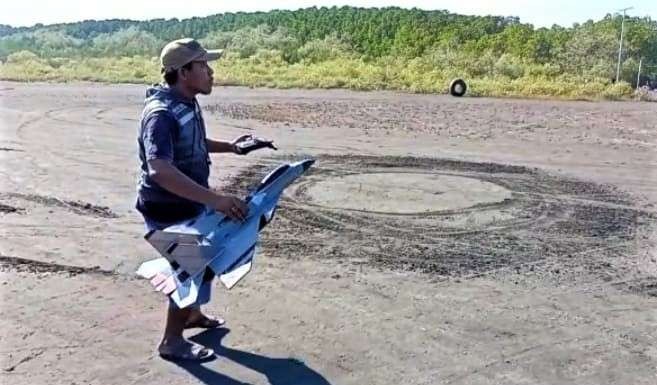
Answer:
136;85;210;223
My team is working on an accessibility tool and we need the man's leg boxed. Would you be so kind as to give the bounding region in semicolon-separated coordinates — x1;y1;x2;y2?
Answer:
161;305;191;345
186;306;225;328
185;269;225;328
158;303;214;360
142;218;213;359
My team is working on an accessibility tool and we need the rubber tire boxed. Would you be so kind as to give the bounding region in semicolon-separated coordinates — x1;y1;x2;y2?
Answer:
449;78;467;97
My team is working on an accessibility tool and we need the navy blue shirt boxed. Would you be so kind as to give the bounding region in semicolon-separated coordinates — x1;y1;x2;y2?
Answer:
136;85;210;223
142;111;176;163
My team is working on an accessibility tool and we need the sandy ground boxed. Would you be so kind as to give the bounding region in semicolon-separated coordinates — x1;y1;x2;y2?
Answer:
0;81;656;385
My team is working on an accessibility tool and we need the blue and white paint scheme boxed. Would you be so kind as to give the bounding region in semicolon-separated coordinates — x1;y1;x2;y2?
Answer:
136;159;315;308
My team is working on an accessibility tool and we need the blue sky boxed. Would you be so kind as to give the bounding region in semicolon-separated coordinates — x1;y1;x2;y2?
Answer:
4;1;655;28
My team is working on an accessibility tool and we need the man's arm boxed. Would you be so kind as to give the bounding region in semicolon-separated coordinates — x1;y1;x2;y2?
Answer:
148;159;247;221
207;134;277;155
206;138;238;154
147;159;216;206
142;112;246;220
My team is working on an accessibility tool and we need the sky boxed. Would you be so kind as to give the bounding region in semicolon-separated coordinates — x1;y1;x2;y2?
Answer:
3;1;655;29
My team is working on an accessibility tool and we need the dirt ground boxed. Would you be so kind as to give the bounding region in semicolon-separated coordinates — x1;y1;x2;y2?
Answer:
0;81;656;385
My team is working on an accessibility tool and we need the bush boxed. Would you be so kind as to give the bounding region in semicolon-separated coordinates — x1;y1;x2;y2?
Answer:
7;50;41;63
200;30;234;51
297;33;352;63
91;27;163;57
493;54;525;79
226;25;299;61
601;81;633;100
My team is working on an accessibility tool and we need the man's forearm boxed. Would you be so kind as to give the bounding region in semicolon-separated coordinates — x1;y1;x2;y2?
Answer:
206;138;236;153
147;159;215;205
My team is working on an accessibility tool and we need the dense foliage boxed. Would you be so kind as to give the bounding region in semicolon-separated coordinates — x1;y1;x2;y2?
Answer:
1;7;655;98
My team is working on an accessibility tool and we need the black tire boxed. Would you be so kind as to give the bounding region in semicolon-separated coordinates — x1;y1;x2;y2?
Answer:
449;78;467;97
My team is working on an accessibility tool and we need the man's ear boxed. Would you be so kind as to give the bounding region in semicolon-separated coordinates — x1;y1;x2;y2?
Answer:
177;67;187;81
178;62;197;83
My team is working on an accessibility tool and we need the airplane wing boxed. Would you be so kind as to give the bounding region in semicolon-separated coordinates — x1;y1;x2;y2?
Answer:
136;159;315;308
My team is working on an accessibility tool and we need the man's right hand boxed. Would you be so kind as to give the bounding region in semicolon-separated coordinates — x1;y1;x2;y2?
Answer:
208;195;248;221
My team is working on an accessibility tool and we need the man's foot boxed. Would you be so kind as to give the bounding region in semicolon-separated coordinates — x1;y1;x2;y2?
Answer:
158;337;214;361
185;308;225;329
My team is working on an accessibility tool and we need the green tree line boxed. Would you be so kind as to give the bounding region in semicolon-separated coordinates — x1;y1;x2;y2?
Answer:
1;7;655;98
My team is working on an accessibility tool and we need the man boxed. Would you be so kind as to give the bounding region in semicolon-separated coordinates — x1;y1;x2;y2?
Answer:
136;38;256;361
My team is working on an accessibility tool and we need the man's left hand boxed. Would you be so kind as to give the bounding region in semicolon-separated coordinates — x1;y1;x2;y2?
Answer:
230;134;253;154
232;135;277;155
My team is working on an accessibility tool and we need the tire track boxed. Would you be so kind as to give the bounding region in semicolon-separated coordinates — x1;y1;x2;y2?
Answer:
229;155;655;293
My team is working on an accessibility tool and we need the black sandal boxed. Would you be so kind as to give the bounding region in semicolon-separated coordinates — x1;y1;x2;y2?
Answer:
158;340;215;361
184;315;225;329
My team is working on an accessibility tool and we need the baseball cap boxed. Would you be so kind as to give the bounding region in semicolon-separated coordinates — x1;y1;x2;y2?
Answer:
160;38;223;72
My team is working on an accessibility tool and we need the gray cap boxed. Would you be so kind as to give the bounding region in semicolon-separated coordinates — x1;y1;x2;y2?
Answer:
160;38;223;71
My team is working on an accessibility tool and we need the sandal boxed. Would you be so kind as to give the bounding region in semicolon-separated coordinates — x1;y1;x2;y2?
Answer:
184;315;225;329
158;339;215;361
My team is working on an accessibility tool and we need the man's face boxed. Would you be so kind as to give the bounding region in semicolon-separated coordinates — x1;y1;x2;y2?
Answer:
180;60;214;95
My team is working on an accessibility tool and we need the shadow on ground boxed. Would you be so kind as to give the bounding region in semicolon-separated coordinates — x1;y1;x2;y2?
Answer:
171;328;331;385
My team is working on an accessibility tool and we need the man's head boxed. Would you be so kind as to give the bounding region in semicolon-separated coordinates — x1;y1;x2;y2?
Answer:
160;38;223;95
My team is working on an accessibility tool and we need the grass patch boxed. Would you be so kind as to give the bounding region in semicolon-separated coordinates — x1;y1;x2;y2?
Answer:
0;52;634;100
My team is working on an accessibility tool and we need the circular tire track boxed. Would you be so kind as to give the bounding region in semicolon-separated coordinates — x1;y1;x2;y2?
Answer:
231;155;655;291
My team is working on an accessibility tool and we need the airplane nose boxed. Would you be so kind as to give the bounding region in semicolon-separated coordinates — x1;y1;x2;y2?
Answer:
301;159;316;171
